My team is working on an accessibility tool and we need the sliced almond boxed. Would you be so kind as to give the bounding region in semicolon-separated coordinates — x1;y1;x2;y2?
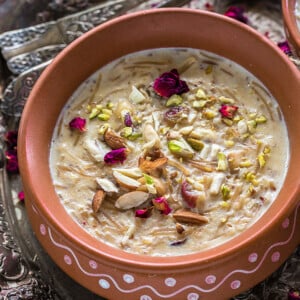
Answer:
96;177;119;193
115;191;149;209
153;177;167;196
113;170;141;190
190;160;215;173
92;190;106;213
104;128;126;149
112;167;142;178
142;123;161;150
136;185;148;192
139;157;168;173
173;210;209;224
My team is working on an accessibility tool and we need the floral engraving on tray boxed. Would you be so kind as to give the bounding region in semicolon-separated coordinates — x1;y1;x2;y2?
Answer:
7;45;66;75
0;188;55;299
0;66;46;116
0;22;57;49
59;1;126;44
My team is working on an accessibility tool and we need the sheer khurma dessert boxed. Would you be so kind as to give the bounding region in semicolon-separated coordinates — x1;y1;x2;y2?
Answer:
50;48;289;256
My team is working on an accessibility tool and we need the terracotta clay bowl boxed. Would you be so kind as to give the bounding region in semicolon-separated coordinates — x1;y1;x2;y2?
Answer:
18;8;300;300
282;0;300;57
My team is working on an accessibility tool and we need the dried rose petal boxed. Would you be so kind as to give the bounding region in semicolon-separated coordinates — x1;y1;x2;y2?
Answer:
164;106;189;125
152;197;172;215
6;158;19;173
135;208;151;218
181;180;200;208
205;3;214;11
5;149;19;173
278;41;292;56
104;148;127;164
153;69;189;98
219;104;238;119
4;131;18;148
124;112;133;127
18;191;25;202
69;117;86;132
224;6;248;24
289;291;300;300
5;149;17;160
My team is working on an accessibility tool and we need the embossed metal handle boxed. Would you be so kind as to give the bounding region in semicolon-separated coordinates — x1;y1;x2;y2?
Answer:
0;0;191;117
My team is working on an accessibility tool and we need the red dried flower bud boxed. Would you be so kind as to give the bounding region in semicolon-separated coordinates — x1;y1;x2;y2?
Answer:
205;3;214;11
124;112;133;127
18;191;25;202
152;197;171;215
104;148;127;164
69;117;86;132
5;149;19;174
219;104;238;119
135;208;151;218
5;149;17;160
181;180;204;208
164;106;189;125
278;41;292;56
224;6;248;24
289;291;300;300
4;131;18;149
153;69;189;98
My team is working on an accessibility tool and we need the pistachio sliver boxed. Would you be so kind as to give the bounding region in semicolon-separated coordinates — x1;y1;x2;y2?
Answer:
217;152;228;171
166;94;183;107
186;138;204;151
195;88;207;99
168;139;194;159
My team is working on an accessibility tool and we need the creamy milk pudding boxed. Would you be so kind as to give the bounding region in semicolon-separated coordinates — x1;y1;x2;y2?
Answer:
50;48;289;256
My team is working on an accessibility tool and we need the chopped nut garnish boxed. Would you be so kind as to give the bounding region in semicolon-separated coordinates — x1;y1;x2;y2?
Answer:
104;128;126;149
138;157;168;174
186;138;204;151
166;94;183;107
176;223;185;234
92;190;106;213
51;48;287;256
173;210;209;224
115;191;149;209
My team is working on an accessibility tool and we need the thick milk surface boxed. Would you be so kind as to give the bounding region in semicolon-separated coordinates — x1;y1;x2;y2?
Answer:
50;48;289;256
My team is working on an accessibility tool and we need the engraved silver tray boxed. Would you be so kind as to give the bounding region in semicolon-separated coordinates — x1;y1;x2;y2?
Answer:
0;1;299;299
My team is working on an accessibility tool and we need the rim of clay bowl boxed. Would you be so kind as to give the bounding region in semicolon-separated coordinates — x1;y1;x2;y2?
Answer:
19;8;300;272
282;0;300;54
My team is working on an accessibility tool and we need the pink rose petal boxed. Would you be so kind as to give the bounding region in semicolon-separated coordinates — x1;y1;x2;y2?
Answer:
124;112;133;127
152;197;171;215
104;148;127;164
4;130;18;148
224;6;248;24
135;208;151;218
278;41;292;56
18;191;25;202
69;117;86;132
219;104;238;119
153;69;189;98
289;291;300;300
5;149;19;173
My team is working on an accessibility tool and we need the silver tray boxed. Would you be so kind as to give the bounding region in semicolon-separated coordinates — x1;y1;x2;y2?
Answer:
0;1;299;299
